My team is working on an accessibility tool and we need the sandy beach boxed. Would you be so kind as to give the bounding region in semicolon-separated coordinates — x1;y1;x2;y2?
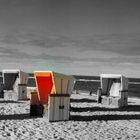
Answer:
0;94;139;140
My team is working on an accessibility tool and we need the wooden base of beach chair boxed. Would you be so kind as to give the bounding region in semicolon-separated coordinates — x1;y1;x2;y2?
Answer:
110;97;122;108
48;94;70;122
102;96;122;108
101;96;111;106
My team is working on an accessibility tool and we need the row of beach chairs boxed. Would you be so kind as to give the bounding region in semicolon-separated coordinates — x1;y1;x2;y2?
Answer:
0;69;129;121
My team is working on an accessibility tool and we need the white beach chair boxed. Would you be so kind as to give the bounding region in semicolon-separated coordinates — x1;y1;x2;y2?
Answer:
2;69;28;101
97;74;128;108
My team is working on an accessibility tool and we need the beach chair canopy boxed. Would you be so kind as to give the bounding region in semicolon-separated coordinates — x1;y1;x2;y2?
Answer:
2;69;28;90
100;74;128;97
34;71;75;103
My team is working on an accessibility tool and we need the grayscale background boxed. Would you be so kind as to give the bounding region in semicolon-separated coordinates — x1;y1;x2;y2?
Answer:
0;0;140;77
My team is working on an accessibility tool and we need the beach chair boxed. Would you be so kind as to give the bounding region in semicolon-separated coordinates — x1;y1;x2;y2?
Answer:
97;74;128;108
30;71;75;121
2;69;28;101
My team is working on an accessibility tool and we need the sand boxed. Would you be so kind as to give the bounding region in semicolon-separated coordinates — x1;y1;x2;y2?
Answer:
0;94;140;140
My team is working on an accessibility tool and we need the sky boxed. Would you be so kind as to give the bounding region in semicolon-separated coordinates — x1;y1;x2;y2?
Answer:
0;0;140;77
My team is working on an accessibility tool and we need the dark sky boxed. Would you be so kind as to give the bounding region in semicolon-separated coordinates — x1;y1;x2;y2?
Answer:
0;0;140;77
1;0;140;35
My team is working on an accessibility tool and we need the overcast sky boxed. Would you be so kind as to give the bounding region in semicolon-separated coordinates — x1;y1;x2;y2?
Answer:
0;0;140;77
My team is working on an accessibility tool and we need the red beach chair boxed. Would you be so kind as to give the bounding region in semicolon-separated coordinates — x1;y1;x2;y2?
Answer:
30;71;75;121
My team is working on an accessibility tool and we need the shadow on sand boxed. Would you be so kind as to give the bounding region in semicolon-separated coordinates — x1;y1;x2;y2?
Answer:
0;113;39;120
70;114;140;121
0;101;22;103
70;105;140;112
70;98;97;103
70;96;140;121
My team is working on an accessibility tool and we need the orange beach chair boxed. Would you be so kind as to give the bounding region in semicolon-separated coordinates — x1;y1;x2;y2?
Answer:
30;71;75;120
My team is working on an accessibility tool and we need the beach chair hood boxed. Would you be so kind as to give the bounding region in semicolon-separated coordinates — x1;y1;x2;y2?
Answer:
100;74;128;96
34;71;75;104
2;69;28;90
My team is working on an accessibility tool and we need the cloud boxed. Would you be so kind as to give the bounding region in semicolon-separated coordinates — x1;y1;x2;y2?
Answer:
1;31;140;56
0;46;34;59
0;31;140;77
79;33;140;56
1;31;140;59
0;31;78;49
